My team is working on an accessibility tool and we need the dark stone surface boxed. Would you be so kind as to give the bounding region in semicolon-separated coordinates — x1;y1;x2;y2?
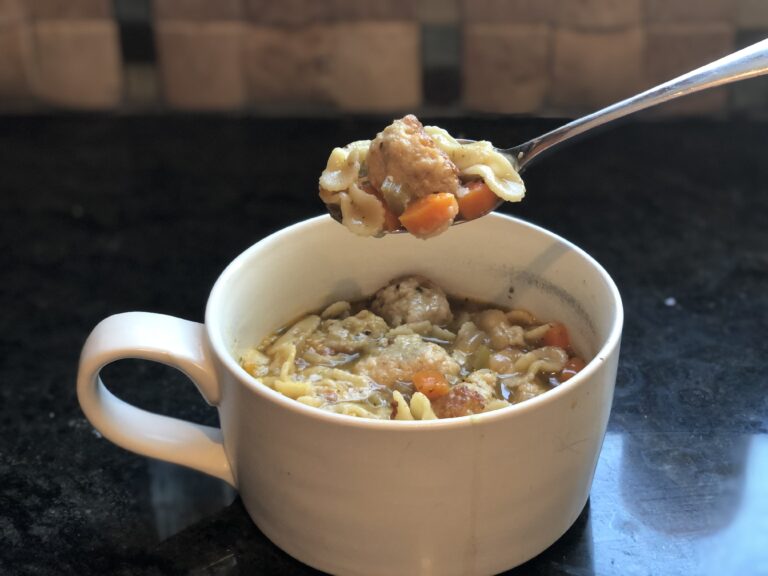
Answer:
1;115;767;575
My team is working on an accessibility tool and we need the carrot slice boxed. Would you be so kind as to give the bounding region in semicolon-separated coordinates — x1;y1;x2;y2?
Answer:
398;193;459;238
456;180;498;221
543;322;570;349
412;369;450;400
559;357;587;382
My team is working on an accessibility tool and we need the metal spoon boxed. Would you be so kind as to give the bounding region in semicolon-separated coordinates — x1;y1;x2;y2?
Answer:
502;37;768;177
328;38;768;231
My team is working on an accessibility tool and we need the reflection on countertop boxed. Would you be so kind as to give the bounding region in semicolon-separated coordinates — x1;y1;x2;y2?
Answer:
1;116;766;575
94;433;768;575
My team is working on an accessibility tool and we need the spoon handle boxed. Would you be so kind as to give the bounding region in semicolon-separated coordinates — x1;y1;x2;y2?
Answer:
509;37;768;170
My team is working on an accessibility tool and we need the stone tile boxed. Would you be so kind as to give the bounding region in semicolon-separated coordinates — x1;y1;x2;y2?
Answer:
328;22;421;111
463;24;550;82
645;24;735;82
27;0;112;20
462;24;550;113
31;20;122;108
246;21;420;111
243;0;415;24
460;0;556;24
417;0;458;24
243;25;332;105
0;0;25;25
645;23;734;115
551;27;644;111
331;0;416;20
242;0;334;25
644;0;735;24
554;0;642;29
155;21;246;110
737;0;768;28
153;0;242;21
465;75;548;114
0;22;32;99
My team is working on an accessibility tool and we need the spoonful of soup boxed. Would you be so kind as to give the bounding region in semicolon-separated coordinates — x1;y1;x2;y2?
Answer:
319;38;768;239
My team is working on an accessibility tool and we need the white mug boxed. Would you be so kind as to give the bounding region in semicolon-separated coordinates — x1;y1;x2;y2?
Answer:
77;213;623;576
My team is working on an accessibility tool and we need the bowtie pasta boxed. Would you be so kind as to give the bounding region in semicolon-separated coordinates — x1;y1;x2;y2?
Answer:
319;115;525;239
240;276;587;421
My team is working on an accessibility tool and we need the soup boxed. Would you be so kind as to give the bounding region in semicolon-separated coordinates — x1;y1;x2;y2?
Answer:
240;276;587;420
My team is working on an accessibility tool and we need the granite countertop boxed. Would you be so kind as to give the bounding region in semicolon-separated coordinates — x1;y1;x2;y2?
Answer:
1;115;766;575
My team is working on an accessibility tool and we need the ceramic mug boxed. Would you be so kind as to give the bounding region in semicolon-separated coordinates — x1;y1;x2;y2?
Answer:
77;213;623;576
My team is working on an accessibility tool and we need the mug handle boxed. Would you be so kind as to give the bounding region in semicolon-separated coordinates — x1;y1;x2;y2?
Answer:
77;312;235;487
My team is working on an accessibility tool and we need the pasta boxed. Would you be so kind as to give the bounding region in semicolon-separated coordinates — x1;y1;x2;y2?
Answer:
319;115;525;239
422;126;525;202
240;276;588;421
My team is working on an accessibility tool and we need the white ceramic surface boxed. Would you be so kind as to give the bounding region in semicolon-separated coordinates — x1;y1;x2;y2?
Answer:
77;213;623;576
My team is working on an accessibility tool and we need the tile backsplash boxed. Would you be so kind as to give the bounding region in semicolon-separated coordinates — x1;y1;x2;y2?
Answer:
0;0;765;116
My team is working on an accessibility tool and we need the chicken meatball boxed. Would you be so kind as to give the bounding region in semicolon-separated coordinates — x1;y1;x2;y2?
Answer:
367;115;460;215
306;310;389;355
371;276;453;327
355;334;460;388
431;370;497;419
